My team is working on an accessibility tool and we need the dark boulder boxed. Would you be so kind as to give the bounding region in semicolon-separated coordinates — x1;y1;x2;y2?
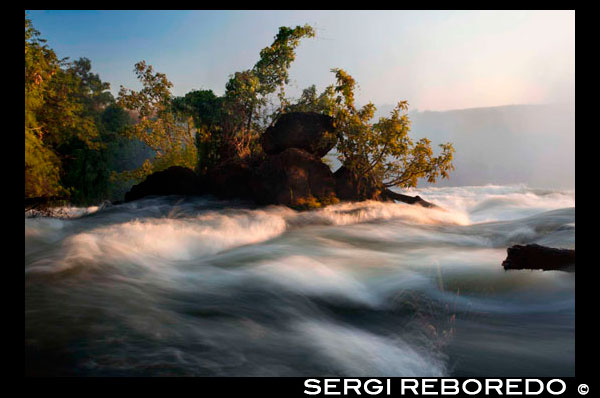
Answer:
333;166;384;202
252;148;337;208
204;158;256;200
334;165;438;207
502;244;575;272
124;166;204;202
260;112;337;157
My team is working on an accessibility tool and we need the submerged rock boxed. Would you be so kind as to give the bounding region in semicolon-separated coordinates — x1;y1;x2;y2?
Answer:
252;148;337;208
260;112;337;157
502;244;575;272
124;166;204;202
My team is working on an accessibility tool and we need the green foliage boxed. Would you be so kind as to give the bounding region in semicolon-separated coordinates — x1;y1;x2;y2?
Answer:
26;15;110;202
172;89;224;173
25;14;134;204
36;61;102;152
68;57;115;114
25;18;317;203
172;89;223;129
253;24;315;100
25;15;64;198
24;17;453;206
101;103;131;137
25;127;63;198
221;24;316;159
283;84;336;115
56;58;121;204
116;61;197;183
112;24;316;182
329;68;455;190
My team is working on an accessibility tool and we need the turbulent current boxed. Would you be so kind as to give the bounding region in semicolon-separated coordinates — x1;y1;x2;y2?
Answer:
25;185;575;376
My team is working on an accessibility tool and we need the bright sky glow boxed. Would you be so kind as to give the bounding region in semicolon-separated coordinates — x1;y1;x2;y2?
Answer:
27;10;574;111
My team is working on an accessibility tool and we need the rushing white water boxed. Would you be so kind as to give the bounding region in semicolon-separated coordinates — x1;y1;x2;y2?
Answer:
25;185;574;376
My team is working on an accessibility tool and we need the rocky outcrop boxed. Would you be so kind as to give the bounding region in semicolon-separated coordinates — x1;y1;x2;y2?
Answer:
252;148;337;208
122;112;438;210
204;158;256;200
333;166;435;207
124;166;204;202
260;112;337;157
502;244;575;272
333;166;383;201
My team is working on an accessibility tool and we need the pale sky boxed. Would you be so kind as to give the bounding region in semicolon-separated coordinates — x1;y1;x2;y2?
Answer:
27;10;574;111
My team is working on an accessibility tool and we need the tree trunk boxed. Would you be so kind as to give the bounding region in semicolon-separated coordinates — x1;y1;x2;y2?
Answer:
382;188;437;208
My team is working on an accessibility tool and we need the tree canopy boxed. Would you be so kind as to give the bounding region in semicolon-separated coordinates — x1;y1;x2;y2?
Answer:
25;15;123;203
220;24;316;159
25;16;63;199
116;61;197;182
25;15;454;206
327;68;454;190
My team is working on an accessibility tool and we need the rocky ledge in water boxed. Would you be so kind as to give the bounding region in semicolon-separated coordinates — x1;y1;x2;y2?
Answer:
124;112;435;209
124;166;204;203
502;244;575;272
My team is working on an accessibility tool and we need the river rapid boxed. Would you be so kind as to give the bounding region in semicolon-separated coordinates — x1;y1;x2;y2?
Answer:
25;184;575;376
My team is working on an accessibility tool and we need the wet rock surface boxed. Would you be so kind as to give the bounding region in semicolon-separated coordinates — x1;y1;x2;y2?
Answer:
124;112;434;208
502;244;575;272
124;166;205;202
260;112;336;157
252;148;336;207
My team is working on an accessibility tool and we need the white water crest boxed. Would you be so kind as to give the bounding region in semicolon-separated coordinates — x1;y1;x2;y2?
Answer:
25;185;574;376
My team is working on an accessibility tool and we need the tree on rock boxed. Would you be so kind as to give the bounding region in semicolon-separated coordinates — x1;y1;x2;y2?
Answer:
329;68;455;195
221;24;315;160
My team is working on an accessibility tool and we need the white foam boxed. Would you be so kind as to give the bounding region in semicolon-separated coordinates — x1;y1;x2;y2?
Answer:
408;184;574;222
249;255;380;306
290;200;470;227
25;217;66;238
25;185;575;276
26;209;288;273
297;320;447;376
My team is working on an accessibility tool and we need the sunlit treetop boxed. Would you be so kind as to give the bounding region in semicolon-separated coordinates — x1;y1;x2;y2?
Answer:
328;68;455;190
